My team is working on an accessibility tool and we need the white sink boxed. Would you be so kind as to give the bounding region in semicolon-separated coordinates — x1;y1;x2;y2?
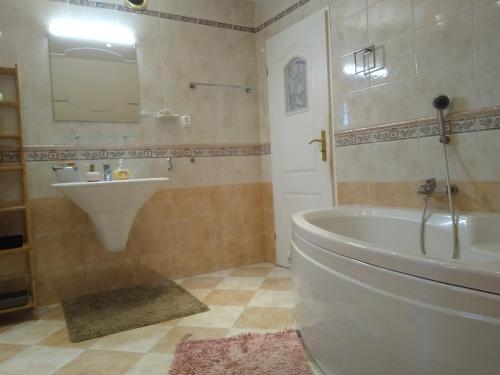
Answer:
52;178;169;252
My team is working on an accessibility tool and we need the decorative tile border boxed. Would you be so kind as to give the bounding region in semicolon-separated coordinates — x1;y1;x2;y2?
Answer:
0;143;270;163
0;147;20;163
50;0;254;33
255;0;312;32
50;0;311;34
335;107;500;147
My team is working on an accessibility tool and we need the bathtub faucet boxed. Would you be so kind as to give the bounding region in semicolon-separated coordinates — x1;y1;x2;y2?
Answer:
416;178;458;196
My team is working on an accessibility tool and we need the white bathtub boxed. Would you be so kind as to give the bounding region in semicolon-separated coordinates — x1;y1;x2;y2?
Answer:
291;206;500;375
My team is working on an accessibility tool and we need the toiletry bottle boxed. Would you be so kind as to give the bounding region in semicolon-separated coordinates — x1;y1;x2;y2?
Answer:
85;164;102;182
113;159;130;180
103;164;112;181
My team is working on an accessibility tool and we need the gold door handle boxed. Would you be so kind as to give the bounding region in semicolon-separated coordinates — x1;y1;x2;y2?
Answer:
308;139;321;144
308;130;327;162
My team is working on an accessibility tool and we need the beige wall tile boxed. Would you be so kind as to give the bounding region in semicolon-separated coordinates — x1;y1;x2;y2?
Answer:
416;61;476;117
86;259;137;293
331;54;370;94
337;182;375;205
8;0;260;151
330;0;366;19
331;10;369;58
418;133;478;181
413;0;472;29
370;77;417;125
254;0;297;26
478;130;500;181
36;265;90;306
371;139;420;182
373;182;421;208
367;0;412;44
475;54;500;108
478;181;500;212
442;180;481;212
474;1;500;59
368;33;415;86
415;10;474;73
338;180;488;211
335;143;374;182
0;252;27;278
333;87;372;130
256;0;499;212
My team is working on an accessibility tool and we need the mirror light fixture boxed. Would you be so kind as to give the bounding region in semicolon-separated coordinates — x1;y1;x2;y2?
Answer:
48;19;136;45
124;0;148;10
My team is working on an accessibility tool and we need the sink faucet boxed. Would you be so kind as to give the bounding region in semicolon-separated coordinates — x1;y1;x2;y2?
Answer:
103;164;112;181
52;161;78;171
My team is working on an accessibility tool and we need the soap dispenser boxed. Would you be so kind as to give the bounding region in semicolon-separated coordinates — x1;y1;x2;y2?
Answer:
113;159;130;180
85;164;102;182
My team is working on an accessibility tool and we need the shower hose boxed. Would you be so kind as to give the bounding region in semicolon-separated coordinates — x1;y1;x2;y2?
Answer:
442;139;459;259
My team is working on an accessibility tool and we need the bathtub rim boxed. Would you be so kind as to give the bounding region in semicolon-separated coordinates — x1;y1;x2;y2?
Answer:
292;205;500;295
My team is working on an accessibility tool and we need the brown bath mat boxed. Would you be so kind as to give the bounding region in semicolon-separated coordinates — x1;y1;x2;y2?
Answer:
170;330;313;375
62;281;208;342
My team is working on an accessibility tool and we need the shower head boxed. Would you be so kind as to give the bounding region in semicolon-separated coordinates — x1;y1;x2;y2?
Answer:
433;95;451;144
432;95;450;111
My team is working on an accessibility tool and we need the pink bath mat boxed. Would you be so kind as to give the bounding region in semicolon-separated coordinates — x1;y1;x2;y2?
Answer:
169;330;313;375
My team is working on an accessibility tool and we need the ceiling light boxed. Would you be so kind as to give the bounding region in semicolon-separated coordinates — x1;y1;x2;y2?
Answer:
49;19;136;45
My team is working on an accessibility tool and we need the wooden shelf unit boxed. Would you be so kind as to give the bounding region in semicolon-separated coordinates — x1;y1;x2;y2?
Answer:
0;296;34;315
0;204;27;213
0;134;20;140
0;243;30;256
0;65;38;318
0;101;19;109
0;67;16;76
0;163;23;172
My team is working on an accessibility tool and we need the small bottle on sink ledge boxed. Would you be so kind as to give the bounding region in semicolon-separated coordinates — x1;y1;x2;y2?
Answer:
113;159;130;180
85;164;102;182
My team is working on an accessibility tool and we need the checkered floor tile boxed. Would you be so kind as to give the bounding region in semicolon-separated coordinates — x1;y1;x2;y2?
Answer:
0;263;320;374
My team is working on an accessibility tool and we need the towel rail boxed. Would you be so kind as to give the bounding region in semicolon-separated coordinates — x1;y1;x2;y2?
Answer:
189;82;255;93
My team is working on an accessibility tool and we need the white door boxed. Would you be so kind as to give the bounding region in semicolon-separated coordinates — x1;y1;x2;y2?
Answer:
266;9;334;267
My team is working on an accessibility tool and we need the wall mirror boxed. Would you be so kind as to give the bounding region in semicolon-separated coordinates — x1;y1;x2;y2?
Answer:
48;35;140;122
